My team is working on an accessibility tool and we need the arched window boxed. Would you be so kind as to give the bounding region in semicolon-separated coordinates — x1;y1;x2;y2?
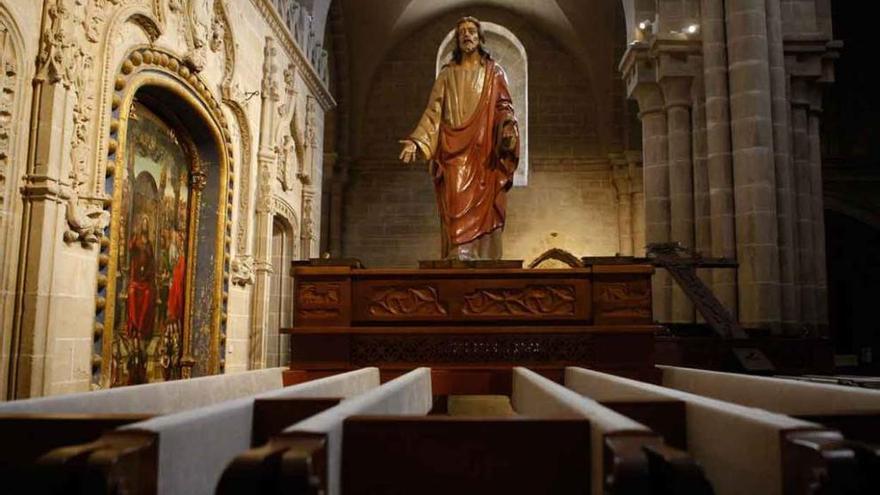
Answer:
437;22;529;186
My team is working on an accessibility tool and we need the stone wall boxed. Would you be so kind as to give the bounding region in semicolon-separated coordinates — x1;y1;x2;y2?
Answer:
0;0;331;397
340;7;632;268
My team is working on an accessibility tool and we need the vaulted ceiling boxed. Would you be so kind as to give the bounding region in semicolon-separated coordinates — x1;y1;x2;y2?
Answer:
308;0;637;156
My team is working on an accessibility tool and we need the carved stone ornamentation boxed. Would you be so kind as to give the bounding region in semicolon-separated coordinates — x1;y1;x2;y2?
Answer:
462;286;576;317
209;0;227;52
368;286;448;317
300;189;314;258
305;96;318;148
230;254;255;286
63;182;111;246
0;22;20;215
276;134;296;191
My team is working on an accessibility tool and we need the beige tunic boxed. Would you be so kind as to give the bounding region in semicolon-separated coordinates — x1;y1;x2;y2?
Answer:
409;62;487;160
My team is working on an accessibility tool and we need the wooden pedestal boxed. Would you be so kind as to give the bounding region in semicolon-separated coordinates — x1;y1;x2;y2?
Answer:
284;264;659;392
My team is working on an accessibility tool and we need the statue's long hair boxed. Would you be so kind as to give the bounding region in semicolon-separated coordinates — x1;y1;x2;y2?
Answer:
452;16;492;64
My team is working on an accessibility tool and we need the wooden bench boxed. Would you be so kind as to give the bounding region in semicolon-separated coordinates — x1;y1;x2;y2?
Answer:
30;367;380;495
220;367;711;495
566;366;869;495
512;367;712;495
659;365;880;443
0;367;288;487
218;367;434;495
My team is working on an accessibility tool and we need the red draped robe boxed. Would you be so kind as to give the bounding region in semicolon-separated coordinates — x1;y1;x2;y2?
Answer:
409;58;519;257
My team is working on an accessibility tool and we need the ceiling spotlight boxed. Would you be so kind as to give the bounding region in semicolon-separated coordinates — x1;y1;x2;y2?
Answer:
686;24;700;35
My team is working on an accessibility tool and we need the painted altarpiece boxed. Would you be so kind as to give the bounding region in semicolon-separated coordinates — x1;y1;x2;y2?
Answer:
98;65;232;388
111;102;195;386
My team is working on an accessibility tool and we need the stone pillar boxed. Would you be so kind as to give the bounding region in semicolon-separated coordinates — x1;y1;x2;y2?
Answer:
627;151;646;257
639;90;672;323
250;38;280;370
725;0;781;329
808;88;828;333
700;0;738;316
788;77;817;329
10;77;70;397
691;67;712;319
328;157;348;257
766;0;799;332
623;41;671;322
660;63;696;323
611;154;633;256
785;38;840;332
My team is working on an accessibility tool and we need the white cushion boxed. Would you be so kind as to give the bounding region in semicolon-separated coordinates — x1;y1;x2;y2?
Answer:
513;367;649;495
659;365;880;415
286;368;433;495
120;367;379;495
566;367;824;495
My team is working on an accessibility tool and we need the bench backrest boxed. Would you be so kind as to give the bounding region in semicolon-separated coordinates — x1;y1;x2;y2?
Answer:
341;416;591;495
659;365;880;415
285;367;433;495
37;367;379;495
0;367;287;415
565;367;827;495
513;367;650;495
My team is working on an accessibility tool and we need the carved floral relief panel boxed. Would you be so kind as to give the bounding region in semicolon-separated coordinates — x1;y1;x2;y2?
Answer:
0;21;19;229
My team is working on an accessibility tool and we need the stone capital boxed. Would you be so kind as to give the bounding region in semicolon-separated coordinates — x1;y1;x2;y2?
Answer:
620;41;656;100
784;38;840;84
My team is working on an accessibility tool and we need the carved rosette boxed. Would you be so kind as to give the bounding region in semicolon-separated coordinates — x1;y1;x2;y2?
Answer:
368;286;448;317
94;47;236;387
462;286;577;317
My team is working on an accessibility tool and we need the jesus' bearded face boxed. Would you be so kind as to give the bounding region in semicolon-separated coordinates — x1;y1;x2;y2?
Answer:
457;21;480;54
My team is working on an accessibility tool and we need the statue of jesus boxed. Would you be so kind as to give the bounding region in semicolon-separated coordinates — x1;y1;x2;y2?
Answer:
400;16;519;260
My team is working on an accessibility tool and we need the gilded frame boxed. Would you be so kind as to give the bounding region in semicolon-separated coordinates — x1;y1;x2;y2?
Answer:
94;48;235;388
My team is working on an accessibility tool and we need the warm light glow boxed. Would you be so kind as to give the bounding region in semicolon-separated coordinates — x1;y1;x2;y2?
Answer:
638;20;652;31
686;24;700;34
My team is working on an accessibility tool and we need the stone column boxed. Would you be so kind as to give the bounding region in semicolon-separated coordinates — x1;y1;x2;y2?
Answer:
808;88;828;333
627;151;646;257
10;77;70;397
700;0;738;316
611;154;633;256
249;38;280;370
766;0;799;332
785;38;840;332
660;63;696;323
788;77;817;328
725;0;781;329
623;42;671;322
328;157;348;257
639;87;672;323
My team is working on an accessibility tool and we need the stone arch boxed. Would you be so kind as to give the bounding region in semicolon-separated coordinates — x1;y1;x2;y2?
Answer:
436;21;529;186
91;4;163;193
96;47;235;387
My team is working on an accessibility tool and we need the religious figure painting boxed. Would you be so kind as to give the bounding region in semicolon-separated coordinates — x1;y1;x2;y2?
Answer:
400;16;520;260
112;103;192;386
